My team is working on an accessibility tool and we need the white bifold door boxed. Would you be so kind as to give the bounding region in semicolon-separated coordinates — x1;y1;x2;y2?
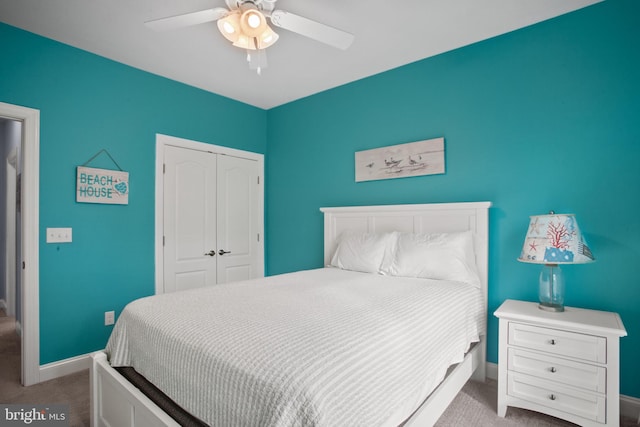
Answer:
163;144;263;293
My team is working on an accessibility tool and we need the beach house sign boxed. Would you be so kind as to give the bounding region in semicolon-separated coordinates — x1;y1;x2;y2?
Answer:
76;166;129;205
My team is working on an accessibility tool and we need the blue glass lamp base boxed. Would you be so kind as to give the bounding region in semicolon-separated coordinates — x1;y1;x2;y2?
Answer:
538;302;564;312
538;264;565;312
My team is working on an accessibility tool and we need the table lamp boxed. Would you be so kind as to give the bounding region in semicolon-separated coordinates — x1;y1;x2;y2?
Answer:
518;212;595;312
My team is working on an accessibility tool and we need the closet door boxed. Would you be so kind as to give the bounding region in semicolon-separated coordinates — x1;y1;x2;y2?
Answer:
216;155;262;284
162;143;264;293
163;145;217;293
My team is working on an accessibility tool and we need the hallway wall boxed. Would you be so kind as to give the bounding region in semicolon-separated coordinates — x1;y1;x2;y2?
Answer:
0;118;22;322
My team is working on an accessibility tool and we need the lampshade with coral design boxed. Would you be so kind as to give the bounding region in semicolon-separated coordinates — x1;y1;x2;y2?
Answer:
518;213;595;312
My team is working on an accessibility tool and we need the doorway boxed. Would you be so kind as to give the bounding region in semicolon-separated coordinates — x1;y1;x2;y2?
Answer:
0;102;40;386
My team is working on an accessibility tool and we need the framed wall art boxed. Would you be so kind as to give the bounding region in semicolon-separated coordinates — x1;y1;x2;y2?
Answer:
355;137;445;182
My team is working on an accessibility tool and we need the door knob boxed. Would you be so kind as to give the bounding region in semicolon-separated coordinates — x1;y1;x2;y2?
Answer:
205;250;216;256
218;249;231;255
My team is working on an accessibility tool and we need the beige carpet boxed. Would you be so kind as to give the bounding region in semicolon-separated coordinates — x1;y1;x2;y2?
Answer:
436;377;636;427
0;309;90;426
1;309;635;426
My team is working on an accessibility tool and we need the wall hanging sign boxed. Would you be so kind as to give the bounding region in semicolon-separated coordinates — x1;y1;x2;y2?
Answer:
355;137;445;182
76;149;129;205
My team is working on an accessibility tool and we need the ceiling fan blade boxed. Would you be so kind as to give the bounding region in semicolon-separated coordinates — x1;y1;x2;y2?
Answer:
269;10;354;50
145;7;228;31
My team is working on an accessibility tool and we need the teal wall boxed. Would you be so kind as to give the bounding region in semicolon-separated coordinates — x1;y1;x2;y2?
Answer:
1;0;638;400
0;23;267;364
266;0;640;398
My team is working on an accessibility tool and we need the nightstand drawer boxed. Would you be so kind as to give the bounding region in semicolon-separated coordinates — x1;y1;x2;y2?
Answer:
507;348;606;393
508;322;606;363
508;372;606;423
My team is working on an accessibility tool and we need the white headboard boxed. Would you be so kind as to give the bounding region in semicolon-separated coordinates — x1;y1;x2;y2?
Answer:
320;201;492;307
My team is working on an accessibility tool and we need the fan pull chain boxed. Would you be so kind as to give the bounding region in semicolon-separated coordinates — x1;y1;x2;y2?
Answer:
245;51;262;75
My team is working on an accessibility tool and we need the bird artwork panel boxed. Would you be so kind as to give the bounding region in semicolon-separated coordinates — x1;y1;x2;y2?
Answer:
355;137;445;182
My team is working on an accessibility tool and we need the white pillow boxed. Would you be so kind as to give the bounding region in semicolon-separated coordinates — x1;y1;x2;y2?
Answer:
381;231;481;287
330;232;395;274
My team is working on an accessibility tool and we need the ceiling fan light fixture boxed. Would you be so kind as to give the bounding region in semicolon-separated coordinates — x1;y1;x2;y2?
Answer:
222;21;235;34
247;13;261;28
240;9;267;37
217;11;241;42
257;26;279;49
232;34;256;50
219;6;277;51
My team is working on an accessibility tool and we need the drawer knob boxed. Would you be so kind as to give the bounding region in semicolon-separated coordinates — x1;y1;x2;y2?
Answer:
549;339;557;345
550;367;557;373
549;394;557;401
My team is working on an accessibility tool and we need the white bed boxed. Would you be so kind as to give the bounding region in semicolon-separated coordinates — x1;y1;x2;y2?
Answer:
91;201;491;427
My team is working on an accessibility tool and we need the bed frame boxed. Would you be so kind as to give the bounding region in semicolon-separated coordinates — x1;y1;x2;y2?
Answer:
91;201;491;427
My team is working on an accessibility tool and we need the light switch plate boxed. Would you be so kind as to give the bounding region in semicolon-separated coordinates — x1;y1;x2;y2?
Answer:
46;227;72;243
104;311;115;326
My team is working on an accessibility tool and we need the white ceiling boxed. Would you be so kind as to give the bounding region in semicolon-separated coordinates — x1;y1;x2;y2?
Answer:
0;0;601;109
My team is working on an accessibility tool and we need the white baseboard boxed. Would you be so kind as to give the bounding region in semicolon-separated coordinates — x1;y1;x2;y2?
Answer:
621;394;640;424
39;352;93;383
484;362;640;422
486;361;498;381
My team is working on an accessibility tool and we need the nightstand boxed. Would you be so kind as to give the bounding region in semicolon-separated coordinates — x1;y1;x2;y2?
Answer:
495;299;627;427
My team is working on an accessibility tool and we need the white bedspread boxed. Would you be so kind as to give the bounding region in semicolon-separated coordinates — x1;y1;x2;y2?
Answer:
106;268;485;427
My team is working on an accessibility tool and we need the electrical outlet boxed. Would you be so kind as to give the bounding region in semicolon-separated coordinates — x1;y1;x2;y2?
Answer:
104;311;115;326
46;227;72;243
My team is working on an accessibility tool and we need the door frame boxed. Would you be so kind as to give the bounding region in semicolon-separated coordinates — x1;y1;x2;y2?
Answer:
154;134;264;295
0;101;40;386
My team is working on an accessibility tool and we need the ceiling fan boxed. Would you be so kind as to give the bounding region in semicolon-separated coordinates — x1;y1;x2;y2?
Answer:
145;0;355;74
